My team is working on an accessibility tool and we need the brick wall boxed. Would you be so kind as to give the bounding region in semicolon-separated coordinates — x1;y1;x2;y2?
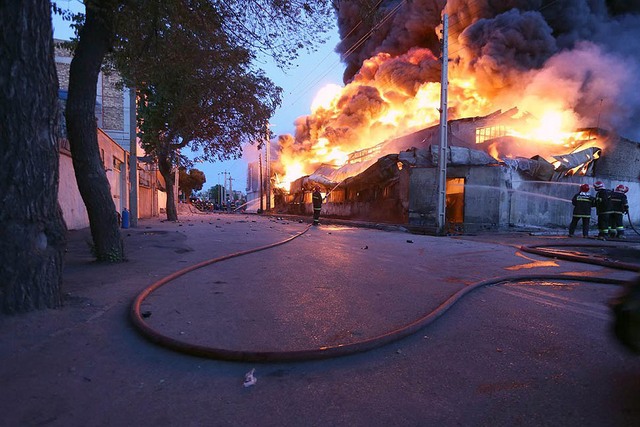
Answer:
102;72;124;131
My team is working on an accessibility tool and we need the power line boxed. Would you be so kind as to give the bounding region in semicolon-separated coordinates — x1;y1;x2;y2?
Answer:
284;0;407;109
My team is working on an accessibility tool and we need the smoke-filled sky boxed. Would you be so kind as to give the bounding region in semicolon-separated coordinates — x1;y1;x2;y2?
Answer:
334;0;640;136
269;0;640;186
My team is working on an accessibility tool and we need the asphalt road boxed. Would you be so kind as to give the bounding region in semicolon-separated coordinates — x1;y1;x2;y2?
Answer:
1;213;639;426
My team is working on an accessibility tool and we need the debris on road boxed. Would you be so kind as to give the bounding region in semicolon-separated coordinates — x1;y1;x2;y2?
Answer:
244;368;257;387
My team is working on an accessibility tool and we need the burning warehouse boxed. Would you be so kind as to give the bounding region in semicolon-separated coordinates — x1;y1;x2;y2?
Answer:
259;1;640;232
274;109;639;232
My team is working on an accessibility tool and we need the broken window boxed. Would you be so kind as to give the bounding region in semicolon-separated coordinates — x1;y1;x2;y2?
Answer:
476;125;506;144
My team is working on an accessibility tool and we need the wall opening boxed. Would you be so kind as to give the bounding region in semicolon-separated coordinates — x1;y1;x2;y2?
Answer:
446;178;465;232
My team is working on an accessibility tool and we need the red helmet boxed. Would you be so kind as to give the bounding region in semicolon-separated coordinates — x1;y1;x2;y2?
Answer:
594;181;605;190
615;184;626;193
580;184;589;192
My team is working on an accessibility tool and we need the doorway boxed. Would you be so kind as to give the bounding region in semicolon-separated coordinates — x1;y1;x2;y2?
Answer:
446;178;465;232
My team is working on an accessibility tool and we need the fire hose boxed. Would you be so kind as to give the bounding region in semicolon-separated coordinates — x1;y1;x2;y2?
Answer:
131;230;640;362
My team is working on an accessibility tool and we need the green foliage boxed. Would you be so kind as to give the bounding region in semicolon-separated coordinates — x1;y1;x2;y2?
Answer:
111;1;297;168
214;0;335;68
179;167;206;200
51;1;84;40
54;0;336;168
206;184;224;202
52;0;336;225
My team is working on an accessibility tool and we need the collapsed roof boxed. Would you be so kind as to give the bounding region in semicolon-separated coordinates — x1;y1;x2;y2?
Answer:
293;108;616;192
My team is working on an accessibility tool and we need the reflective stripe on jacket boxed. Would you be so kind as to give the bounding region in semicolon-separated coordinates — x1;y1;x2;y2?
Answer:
610;191;629;214
595;189;612;214
572;192;594;217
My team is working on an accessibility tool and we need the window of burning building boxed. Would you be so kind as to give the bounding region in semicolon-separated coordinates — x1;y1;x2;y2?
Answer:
476;125;506;144
327;189;345;203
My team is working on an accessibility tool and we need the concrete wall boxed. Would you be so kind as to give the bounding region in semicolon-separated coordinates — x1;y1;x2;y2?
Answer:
139;186;153;218
408;166;506;232
320;182;407;223
98;129;128;213
58;152;89;230
408;167;438;228
594;136;640;181
452;166;504;232
158;190;167;215
58;131;129;230
408;165;639;232
508;172;576;229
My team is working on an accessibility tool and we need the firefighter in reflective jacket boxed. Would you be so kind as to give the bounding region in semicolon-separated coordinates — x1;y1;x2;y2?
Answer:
594;181;612;239
312;186;322;226
569;183;594;237
610;184;629;239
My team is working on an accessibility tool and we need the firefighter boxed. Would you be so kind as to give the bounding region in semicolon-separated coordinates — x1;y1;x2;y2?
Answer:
312;185;322;226
609;184;630;239
594;181;612;239
568;183;594;238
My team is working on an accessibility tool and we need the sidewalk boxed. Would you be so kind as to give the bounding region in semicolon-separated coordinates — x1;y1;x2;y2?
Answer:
2;212;639;426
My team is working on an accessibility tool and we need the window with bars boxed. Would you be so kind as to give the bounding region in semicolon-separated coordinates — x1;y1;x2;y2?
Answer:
475;125;506;144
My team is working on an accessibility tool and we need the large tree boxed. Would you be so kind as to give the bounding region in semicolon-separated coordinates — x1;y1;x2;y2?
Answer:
117;1;282;220
179;168;206;201
60;0;335;254
64;0;124;262
0;1;67;313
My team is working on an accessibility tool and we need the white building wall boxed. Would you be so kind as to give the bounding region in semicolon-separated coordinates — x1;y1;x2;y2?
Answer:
58;153;89;230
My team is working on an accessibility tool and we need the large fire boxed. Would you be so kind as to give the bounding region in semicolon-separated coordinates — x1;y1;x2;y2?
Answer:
272;3;639;191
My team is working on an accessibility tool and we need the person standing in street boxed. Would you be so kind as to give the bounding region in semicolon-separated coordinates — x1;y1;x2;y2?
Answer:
610;184;630;239
312;186;322;226
569;183;594;238
594;181;612;240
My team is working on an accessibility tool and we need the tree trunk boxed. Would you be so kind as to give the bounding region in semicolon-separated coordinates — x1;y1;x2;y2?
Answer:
66;2;124;262
0;1;67;313
158;153;178;221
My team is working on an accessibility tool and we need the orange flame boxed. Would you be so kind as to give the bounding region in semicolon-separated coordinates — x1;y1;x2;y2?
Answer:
274;46;605;191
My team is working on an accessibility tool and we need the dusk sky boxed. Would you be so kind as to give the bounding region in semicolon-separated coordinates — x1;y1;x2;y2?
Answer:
52;1;345;195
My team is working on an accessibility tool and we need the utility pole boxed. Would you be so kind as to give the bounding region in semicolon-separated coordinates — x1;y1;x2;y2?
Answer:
174;160;179;207
265;123;271;211
222;170;228;208
436;14;449;235
258;151;264;212
128;87;138;227
228;176;234;212
217;172;221;207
